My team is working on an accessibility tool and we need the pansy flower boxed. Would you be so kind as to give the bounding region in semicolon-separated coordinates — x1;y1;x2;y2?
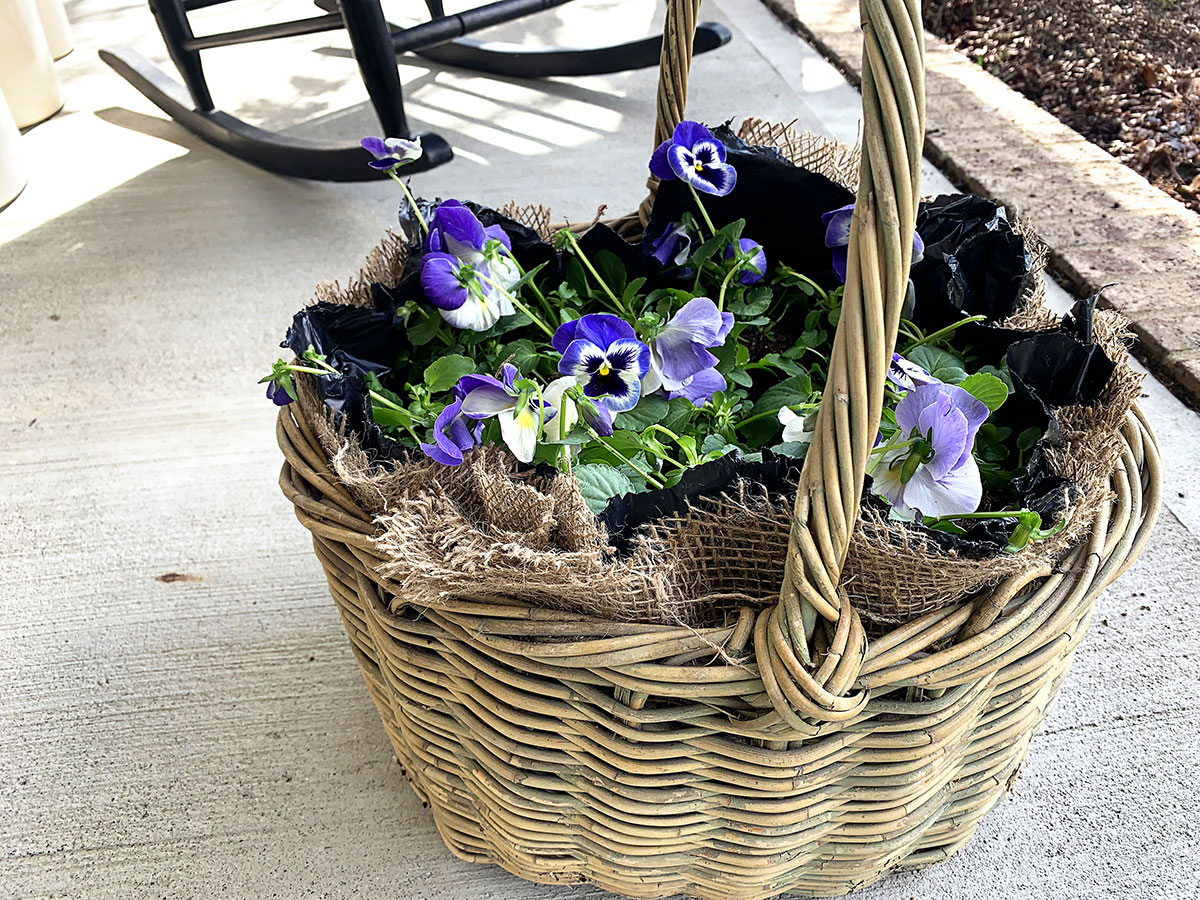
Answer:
420;254;514;331
418;387;482;466
647;221;693;269
887;352;938;392
778;406;815;446
723;238;767;285
361;135;423;170
667;367;727;406
419;200;520;331
648;121;737;196
542;376;615;441
266;379;295;407
872;382;988;517
822;203;925;283
457;364;554;464
642;297;734;398
553;314;651;413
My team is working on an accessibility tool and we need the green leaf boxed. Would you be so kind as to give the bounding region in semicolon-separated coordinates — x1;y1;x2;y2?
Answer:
754;374;814;415
735;344;750;368
614;394;670;431
700;434;738;458
371;406;414;431
504;339;540;373
759;353;804;376
977;363;1014;393
957;373;1009;413
1017;426;1041;452
907;346;967;384
572;465;634;514
659;397;695;434
423;355;476;393
769;441;810;460
727;368;753;388
594;250;628;295
408;309;442;347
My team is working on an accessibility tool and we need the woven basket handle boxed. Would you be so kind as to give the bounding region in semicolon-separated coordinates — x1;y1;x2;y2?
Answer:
645;0;926;730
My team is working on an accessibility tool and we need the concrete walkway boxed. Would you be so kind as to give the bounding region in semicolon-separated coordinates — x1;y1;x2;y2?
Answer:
1;1;1197;899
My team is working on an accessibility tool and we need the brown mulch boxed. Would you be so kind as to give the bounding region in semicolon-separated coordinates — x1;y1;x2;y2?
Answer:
923;0;1200;213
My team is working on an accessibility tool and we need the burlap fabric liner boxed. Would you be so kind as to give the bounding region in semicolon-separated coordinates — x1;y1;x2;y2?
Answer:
299;123;1142;629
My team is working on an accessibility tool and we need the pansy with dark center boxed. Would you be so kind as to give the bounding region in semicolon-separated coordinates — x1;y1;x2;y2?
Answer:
887;352;938;392
554;314;651;413
823;202;925;284
648;121;737;197
360;135;423;171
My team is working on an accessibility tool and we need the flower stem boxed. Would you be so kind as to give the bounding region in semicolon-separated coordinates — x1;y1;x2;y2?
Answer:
368;389;423;442
717;264;740;312
559;228;628;316
645;424;696;467
904;315;987;351
589;430;664;488
386;169;428;236
475;271;555;338
687;183;717;237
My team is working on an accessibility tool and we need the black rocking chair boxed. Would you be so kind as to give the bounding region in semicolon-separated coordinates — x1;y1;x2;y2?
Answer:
100;0;731;181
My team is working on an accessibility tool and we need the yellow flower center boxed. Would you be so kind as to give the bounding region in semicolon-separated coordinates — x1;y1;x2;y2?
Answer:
694;161;704;172
599;362;611;376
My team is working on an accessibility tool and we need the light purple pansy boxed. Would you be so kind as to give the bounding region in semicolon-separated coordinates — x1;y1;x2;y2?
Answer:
648;121;738;197
722;238;767;285
554;314;651;414
456;364;554;464
361;135;423;170
872;382;989;517
418;388;483;466
822;203;925;284
667;366;727;405
887;352;939;391
642;297;734;401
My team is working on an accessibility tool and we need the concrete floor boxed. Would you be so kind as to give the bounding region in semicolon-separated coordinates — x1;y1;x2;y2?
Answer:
1;1;1197;898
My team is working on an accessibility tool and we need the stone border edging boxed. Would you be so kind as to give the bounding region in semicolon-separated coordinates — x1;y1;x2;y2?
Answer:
761;0;1200;409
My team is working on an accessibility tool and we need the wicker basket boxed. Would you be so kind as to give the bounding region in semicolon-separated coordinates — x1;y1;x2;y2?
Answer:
275;1;1163;897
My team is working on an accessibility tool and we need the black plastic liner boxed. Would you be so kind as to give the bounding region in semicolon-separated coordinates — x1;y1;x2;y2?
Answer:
284;142;1119;558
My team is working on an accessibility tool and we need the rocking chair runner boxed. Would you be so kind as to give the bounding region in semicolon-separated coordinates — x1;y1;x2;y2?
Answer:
100;0;732;181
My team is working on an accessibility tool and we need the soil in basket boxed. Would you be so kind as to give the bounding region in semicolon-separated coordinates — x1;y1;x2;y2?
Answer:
924;0;1200;213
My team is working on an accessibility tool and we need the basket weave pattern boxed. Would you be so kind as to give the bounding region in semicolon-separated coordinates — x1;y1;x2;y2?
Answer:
276;1;1163;896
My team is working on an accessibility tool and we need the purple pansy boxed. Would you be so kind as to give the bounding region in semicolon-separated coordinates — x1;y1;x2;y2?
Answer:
419;200;519;331
887;352;939;391
723;238;767;285
266;380;294;406
554;314;651;414
418;388;483;466
642;297;734;402
648;221;693;268
456;364;554;464
872;382;989;517
648;121;737;197
822;203;925;284
361;135;423;170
